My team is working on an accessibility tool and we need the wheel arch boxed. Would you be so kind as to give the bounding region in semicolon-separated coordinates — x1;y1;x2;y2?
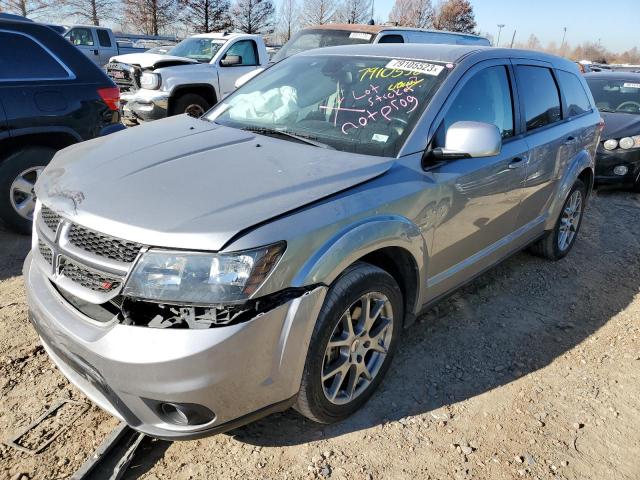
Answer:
168;84;218;114
0;130;79;163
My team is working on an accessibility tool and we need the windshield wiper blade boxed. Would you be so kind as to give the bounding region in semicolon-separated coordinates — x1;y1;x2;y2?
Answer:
241;126;334;149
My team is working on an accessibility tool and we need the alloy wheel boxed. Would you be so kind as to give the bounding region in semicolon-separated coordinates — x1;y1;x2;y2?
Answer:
558;189;583;252
321;292;394;405
185;104;205;117
9;166;44;221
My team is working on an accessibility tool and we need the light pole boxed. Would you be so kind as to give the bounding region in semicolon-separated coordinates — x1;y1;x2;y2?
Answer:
496;24;505;47
560;27;567;55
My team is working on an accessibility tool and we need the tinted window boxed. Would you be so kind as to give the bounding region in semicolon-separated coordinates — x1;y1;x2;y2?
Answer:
66;27;94;46
0;32;70;80
517;66;561;131
378;34;404;44
556;70;591;117
439;65;514;142
225;40;257;66
97;29;111;47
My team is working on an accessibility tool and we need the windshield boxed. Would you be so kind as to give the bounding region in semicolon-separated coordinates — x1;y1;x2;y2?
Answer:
168;38;226;62
586;77;640;114
207;55;450;157
271;29;375;63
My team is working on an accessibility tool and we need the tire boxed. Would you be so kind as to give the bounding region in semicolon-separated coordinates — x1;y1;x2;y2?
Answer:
530;179;587;260
295;262;403;424
170;93;211;118
0;146;56;235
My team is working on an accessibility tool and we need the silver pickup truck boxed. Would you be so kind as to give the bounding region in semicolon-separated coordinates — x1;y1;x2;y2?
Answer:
106;33;269;124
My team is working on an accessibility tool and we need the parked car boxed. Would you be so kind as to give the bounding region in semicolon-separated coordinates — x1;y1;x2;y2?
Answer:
234;23;491;88
63;25;160;66
0;16;124;234
585;71;640;190
25;44;600;439
105;33;269;125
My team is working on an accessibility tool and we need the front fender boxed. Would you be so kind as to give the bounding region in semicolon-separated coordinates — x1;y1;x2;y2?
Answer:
544;150;594;231
292;215;427;312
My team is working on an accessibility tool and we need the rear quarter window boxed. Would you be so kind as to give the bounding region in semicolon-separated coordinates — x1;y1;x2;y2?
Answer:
516;65;562;131
556;70;591;117
0;31;71;80
97;29;112;48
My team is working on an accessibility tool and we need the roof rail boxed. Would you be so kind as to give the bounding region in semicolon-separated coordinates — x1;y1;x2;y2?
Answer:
0;12;34;22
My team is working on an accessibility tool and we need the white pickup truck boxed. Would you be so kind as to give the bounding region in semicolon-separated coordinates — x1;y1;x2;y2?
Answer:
63;25;155;66
105;32;269;124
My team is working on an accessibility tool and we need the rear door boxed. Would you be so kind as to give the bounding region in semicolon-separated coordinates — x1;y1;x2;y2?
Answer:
64;27;100;64
95;28;117;65
512;61;572;227
0;98;8;141
425;60;529;296
217;39;261;97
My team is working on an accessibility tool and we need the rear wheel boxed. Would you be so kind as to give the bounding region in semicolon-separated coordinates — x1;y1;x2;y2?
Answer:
170;93;211;118
0;146;56;234
530;179;587;260
295;263;403;424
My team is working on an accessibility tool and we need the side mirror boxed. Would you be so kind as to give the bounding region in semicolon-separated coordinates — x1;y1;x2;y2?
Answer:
221;55;242;67
424;121;502;166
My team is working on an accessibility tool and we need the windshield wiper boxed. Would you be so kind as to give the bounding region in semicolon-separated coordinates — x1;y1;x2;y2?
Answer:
241;126;334;149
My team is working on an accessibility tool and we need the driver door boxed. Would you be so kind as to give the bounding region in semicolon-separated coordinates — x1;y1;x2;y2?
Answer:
217;39;261;97
425;61;530;299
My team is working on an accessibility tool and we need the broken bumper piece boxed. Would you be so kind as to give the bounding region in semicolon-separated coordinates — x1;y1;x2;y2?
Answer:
23;252;327;439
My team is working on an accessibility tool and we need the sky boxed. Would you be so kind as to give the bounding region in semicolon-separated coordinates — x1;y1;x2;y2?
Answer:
317;0;639;53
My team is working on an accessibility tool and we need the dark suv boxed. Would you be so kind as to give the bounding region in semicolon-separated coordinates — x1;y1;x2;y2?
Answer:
0;15;124;233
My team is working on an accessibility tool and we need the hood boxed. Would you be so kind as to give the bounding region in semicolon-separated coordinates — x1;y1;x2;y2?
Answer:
109;53;198;69
36;116;394;251
600;111;640;140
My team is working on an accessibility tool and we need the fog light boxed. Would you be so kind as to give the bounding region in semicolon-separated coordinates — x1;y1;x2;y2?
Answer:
613;165;629;176
157;402;216;426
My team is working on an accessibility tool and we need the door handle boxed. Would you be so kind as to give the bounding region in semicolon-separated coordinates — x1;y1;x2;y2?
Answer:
508;157;525;169
93;49;99;55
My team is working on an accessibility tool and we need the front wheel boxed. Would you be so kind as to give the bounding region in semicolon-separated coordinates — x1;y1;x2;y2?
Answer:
530;179;587;260
295;263;403;424
170;93;211;118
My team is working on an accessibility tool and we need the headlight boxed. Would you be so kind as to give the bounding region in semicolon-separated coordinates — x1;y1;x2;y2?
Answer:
603;139;618;150
123;242;285;304
140;72;161;90
619;137;635;149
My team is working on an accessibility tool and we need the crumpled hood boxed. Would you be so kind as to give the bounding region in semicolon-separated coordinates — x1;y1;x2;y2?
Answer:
36;115;394;251
109;53;198;68
600;111;640;140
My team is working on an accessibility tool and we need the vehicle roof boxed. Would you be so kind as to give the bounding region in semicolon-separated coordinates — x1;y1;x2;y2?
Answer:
584;71;640;80
297;43;577;69
192;32;260;39
307;23;487;40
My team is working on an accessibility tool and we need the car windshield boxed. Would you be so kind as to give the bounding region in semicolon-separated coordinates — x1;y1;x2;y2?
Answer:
586;77;640;114
207;55;450;157
271;29;376;63
168;38;225;62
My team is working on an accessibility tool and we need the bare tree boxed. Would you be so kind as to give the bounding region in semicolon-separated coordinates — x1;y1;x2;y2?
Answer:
231;0;274;34
122;0;178;35
433;0;476;33
2;0;51;18
61;0;115;25
299;0;336;25
180;0;232;33
388;0;433;28
334;0;372;24
276;0;298;42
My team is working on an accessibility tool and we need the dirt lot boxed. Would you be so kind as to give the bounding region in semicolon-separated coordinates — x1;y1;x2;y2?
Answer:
1;190;639;480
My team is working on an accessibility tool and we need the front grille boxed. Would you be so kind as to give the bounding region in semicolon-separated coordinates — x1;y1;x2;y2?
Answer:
41;206;61;233
105;62;139;93
67;224;143;264
59;257;121;292
38;240;53;265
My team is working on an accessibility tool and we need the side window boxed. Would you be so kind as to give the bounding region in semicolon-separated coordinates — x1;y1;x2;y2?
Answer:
556;70;591;117
516;66;562;131
0;32;70;80
378;34;404;44
437;65;514;145
224;40;258;66
66;27;94;46
96;29;112;48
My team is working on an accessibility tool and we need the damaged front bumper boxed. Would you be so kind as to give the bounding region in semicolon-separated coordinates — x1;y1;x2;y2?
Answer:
121;89;170;124
24;252;327;439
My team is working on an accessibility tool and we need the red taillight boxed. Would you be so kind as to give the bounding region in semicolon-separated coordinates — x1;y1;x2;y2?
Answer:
598;117;605;132
97;86;120;111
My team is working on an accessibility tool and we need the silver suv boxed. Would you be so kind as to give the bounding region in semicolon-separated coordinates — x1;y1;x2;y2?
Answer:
25;44;601;439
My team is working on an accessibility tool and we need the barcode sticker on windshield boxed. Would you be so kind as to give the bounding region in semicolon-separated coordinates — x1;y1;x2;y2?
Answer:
385;59;444;76
623;82;640;89
372;133;389;143
349;32;372;40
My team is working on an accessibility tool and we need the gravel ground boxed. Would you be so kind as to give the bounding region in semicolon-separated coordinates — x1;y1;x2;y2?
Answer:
1;190;639;480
